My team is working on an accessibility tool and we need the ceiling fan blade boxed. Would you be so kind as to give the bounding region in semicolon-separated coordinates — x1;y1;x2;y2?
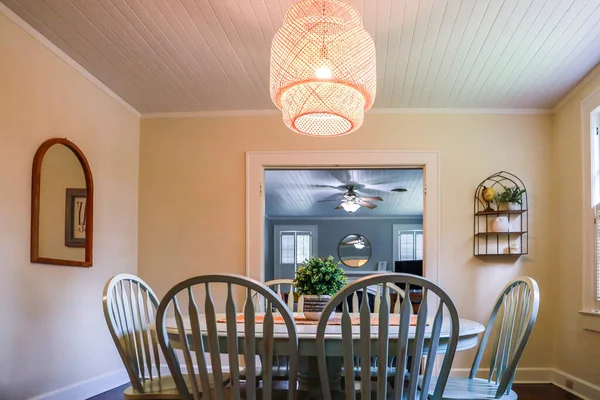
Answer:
358;200;377;209
334;204;344;210
359;196;383;201
392;188;408;192
317;198;342;202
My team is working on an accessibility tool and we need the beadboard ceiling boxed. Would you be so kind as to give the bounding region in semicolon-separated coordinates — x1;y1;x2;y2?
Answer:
264;169;423;218
3;0;600;114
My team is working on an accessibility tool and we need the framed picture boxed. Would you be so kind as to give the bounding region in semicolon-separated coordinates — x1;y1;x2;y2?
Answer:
65;188;86;247
377;261;388;271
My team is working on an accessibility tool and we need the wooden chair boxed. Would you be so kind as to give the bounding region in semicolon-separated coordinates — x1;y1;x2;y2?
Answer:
422;277;540;400
103;274;180;399
343;283;410;382
255;278;304;312
348;282;407;314
156;274;299;400
316;273;460;400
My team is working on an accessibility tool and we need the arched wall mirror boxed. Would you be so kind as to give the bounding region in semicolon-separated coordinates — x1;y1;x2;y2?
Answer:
338;234;371;268
31;138;94;267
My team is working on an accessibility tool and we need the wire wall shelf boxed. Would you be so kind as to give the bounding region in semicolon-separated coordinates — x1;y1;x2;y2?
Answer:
474;171;528;257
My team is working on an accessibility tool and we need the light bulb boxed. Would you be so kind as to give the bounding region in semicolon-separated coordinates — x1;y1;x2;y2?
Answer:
315;66;332;79
341;202;360;213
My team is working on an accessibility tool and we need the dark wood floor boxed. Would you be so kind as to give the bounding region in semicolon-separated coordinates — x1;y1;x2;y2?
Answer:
89;383;581;399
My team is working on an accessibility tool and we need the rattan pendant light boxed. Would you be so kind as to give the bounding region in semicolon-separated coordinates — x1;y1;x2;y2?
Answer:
270;0;376;136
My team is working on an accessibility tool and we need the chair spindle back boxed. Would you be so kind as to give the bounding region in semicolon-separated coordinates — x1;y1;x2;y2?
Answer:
103;274;162;393
156;274;299;400
317;273;459;400
470;276;540;398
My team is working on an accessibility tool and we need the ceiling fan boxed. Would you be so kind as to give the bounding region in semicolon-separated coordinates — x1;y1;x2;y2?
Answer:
317;185;383;213
341;235;366;249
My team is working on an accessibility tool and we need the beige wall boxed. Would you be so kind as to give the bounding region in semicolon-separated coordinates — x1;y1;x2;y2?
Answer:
0;12;139;400
38;144;86;261
139;112;555;369
553;70;600;385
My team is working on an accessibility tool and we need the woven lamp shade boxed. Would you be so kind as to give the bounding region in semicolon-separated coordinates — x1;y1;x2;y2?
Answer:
270;0;376;136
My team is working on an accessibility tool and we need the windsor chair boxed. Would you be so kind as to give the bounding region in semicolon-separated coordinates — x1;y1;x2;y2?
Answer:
156;274;299;400
103;274;180;399
421;276;540;399
255;278;304;312
317;273;460;400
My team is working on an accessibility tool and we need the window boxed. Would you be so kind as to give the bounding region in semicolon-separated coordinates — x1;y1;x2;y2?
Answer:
592;110;600;302
396;229;423;261
280;231;312;264
273;225;318;280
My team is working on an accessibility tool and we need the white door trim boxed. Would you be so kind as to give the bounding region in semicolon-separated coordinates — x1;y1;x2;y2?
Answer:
246;150;441;284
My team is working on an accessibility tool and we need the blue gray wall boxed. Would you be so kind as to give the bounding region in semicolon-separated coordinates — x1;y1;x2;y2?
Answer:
265;217;423;281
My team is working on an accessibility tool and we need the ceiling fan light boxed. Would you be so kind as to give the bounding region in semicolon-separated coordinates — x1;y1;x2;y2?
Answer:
354;242;365;249
341;202;361;213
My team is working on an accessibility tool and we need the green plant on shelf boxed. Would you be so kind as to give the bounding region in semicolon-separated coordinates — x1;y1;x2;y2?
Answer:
292;255;347;296
497;186;526;205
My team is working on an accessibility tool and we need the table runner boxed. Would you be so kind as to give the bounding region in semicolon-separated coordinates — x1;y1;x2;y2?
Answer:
216;314;421;326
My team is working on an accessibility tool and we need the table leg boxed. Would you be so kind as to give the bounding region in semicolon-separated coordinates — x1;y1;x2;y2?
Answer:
298;356;343;398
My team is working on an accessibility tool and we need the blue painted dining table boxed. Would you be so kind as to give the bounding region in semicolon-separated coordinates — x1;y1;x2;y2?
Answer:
161;313;485;395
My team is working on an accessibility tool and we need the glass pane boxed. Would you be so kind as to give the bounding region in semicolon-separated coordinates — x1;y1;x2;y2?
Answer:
399;232;415;261
415;231;424;260
281;233;295;264
296;233;312;264
596;206;600;300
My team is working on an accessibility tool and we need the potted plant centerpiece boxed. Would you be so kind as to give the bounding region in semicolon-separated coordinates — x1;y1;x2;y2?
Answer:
497;186;526;211
293;255;347;320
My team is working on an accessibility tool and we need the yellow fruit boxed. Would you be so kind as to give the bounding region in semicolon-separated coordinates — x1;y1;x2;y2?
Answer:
482;186;496;202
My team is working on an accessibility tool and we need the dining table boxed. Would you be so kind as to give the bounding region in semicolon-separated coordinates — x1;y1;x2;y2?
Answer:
160;312;485;396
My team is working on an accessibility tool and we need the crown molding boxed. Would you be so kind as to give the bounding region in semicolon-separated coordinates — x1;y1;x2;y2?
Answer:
368;108;553;115
0;3;140;118
142;109;281;119
142;107;553;119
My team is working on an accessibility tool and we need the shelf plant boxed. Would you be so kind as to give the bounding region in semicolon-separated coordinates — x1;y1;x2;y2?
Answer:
497;186;526;210
292;255;347;320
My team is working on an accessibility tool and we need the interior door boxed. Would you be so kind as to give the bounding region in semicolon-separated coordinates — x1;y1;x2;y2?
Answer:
274;225;318;280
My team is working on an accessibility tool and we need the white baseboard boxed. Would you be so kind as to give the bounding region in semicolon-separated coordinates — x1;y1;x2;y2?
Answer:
552;369;600;400
26;366;600;400
27;369;130;400
450;367;600;400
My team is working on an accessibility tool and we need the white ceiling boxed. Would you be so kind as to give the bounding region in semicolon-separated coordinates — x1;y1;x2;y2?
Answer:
264;169;424;218
3;0;600;113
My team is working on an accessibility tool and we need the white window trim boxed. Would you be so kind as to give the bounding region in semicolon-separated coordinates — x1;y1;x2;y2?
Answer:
246;150;440;285
580;89;600;324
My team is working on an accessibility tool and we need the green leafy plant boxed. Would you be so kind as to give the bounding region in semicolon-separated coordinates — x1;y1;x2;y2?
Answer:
292;255;347;296
497;186;526;205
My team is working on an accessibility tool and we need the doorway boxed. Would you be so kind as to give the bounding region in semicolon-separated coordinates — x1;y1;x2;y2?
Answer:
246;150;440;284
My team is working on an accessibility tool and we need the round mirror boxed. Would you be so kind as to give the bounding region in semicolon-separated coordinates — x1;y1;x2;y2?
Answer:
338;234;371;268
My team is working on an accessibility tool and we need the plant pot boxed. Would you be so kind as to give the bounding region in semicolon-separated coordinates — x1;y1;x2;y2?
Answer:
507;202;520;211
499;201;520;211
303;294;332;321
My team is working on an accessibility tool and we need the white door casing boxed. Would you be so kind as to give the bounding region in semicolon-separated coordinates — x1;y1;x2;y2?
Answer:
246;150;441;284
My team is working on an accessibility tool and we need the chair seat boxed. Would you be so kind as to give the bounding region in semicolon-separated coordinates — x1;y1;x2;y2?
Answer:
123;373;229;399
419;376;518;400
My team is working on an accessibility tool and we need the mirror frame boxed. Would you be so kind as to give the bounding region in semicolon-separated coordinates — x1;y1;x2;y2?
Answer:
31;138;94;267
338;233;371;268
